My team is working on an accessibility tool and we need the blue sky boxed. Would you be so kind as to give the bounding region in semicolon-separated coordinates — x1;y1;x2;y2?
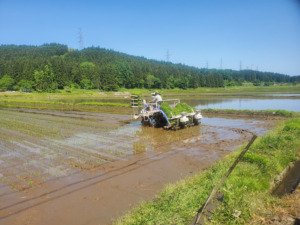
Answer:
0;0;300;75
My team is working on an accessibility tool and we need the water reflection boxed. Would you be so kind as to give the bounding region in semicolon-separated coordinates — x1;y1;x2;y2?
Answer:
262;93;300;97
182;98;300;112
54;96;300;112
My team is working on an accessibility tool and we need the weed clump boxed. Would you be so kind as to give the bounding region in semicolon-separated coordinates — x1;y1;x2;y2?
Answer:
283;118;300;133
242;153;270;167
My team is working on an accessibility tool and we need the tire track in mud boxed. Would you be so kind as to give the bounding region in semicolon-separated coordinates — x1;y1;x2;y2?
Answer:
0;108;278;224
0;109;141;193
0;130;253;220
0;108;259;193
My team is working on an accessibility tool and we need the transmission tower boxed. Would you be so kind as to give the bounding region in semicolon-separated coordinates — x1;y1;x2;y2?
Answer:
166;49;171;62
78;28;84;50
220;58;223;69
239;61;242;71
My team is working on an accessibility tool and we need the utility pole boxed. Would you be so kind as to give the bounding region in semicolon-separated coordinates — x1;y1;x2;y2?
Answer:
78;28;84;50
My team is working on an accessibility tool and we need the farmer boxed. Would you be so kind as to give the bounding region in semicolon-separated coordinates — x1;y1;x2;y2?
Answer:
151;91;162;105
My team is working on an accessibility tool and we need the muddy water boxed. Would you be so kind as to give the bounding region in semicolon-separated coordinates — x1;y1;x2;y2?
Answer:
0;108;279;225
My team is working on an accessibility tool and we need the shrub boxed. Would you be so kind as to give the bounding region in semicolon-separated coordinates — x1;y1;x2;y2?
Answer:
0;75;15;91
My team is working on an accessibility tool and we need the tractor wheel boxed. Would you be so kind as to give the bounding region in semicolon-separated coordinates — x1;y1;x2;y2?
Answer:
193;116;200;125
141;117;150;126
179;122;186;129
153;112;168;128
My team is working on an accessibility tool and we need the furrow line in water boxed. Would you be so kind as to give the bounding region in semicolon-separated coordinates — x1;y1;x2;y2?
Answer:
0;141;70;180
43;137;119;163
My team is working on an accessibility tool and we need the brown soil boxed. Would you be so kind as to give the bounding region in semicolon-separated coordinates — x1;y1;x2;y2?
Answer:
0;108;280;225
278;184;300;224
253;185;300;225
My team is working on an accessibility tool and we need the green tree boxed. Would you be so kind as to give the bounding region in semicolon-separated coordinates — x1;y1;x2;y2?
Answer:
34;69;45;91
116;62;133;88
100;64;119;91
167;76;175;89
174;77;189;89
34;64;57;92
189;75;199;88
15;79;34;91
80;61;95;80
253;79;261;86
153;77;162;88
146;74;155;88
138;79;145;88
0;75;15;91
80;78;94;89
0;44;297;90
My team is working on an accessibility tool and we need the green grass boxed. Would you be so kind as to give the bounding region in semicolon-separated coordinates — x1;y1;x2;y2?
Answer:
0;99;132;114
1;96;298;119
202;108;298;117
1;84;299;100
0;100;129;107
124;84;300;96
114;118;300;225
0;100;72;105
76;102;130;107
157;84;300;96
123;84;300;97
1;86;299;116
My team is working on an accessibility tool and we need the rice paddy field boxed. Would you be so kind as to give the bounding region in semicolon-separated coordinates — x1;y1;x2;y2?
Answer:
0;105;280;225
1;88;298;225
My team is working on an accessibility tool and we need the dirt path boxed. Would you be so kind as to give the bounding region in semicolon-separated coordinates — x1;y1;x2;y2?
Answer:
0;108;280;225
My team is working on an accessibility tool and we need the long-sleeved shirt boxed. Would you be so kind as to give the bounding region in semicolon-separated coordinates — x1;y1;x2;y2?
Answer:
152;95;162;103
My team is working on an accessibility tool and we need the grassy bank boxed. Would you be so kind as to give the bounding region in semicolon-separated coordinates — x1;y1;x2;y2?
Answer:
1;86;299;116
202;108;299;118
1;99;299;118
0;100;132;114
1;84;300;100
161;85;300;97
114;118;300;225
127;85;300;96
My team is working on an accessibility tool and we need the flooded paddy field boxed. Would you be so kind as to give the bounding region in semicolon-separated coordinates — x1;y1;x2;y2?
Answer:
0;108;280;225
181;96;300;112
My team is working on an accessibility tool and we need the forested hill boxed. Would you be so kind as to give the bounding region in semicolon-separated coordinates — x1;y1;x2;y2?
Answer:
0;43;299;92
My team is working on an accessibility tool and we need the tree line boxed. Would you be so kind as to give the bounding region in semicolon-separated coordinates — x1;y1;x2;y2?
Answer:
0;43;299;92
